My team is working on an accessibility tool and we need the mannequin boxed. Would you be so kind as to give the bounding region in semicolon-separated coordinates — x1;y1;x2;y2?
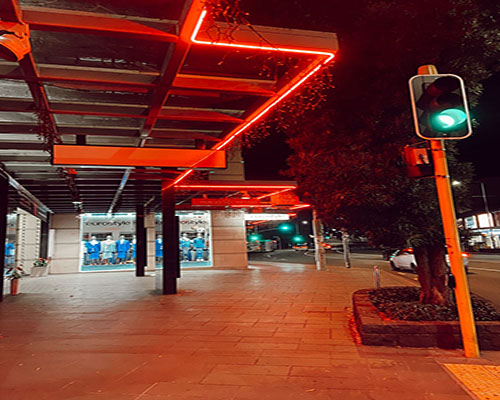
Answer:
101;235;116;265
180;233;191;261
86;236;101;265
4;238;15;267
155;235;163;263
115;235;130;264
192;233;205;261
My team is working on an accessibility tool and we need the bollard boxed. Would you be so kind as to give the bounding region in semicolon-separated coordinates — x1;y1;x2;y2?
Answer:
373;266;381;289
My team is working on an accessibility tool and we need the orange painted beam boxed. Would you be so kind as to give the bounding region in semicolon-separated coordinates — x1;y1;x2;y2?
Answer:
52;145;226;169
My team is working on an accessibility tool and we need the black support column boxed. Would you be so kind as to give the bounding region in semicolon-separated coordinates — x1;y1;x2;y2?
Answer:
0;175;8;302
135;204;145;277
161;182;179;294
39;216;50;260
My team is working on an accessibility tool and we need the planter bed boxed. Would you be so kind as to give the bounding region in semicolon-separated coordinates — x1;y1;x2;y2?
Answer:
353;288;500;350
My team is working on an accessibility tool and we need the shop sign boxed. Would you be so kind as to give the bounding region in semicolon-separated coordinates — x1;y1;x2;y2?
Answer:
83;214;135;234
465;216;477;229
244;213;290;221
191;198;267;207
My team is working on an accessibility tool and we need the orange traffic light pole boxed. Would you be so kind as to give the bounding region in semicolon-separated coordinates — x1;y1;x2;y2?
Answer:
430;140;479;358
418;65;480;358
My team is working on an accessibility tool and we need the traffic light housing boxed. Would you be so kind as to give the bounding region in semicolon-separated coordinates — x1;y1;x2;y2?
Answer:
409;74;472;140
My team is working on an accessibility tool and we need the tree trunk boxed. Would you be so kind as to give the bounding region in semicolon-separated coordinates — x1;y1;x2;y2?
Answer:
414;244;451;306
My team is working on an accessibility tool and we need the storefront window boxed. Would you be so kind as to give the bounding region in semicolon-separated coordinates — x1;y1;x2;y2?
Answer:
80;214;136;272
4;213;17;273
155;211;212;268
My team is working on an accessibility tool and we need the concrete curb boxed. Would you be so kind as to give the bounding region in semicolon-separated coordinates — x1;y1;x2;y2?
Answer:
353;288;500;350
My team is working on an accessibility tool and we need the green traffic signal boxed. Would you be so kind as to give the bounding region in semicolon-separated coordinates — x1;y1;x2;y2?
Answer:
292;235;305;243
409;74;472;140
431;108;467;131
248;234;261;241
278;223;293;232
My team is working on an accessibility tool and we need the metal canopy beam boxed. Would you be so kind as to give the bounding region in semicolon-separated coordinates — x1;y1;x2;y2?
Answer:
0;62;276;96
0;0;337;214
140;0;205;142
109;0;204;214
22;6;178;43
0;97;244;123
0;0;83;212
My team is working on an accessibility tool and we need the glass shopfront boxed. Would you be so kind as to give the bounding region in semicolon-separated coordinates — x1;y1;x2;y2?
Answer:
80;211;212;272
4;213;17;273
155;211;212;268
80;214;136;272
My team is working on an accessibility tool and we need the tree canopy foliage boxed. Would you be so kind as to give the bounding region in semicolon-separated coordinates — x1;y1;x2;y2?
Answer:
241;0;499;304
245;0;499;249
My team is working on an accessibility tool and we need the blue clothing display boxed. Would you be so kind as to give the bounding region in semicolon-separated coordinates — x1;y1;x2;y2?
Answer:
155;239;163;257
4;242;15;265
4;242;15;256
116;239;130;259
180;236;191;260
132;242;136;258
86;241;101;260
192;237;205;249
102;240;116;259
192;237;205;261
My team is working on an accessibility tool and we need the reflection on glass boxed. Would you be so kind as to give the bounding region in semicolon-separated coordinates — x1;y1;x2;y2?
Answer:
80;214;136;272
155;211;212;268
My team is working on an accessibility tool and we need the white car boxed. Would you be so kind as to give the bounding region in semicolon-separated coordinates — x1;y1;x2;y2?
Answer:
389;248;469;273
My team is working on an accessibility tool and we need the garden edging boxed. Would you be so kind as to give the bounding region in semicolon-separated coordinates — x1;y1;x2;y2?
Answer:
353;288;500;350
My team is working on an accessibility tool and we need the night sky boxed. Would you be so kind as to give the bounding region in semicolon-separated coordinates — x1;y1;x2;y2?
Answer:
457;71;500;179
240;1;500;183
244;73;500;182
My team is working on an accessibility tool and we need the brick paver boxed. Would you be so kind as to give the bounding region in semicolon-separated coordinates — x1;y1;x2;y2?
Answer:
1;262;499;399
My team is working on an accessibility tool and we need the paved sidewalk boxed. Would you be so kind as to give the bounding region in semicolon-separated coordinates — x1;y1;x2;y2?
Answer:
1;262;499;399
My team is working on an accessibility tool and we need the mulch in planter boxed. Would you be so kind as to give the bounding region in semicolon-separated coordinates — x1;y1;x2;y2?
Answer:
368;287;500;322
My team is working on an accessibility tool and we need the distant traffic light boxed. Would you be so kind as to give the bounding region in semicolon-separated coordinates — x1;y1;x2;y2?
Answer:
292;235;305;243
278;223;293;232
248;234;262;241
408;74;472;140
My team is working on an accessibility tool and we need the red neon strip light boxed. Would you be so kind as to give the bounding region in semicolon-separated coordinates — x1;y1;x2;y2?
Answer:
191;10;334;59
167;8;335;189
290;204;312;210
257;188;294;200
170;169;194;186
177;184;296;190
229;205;273;208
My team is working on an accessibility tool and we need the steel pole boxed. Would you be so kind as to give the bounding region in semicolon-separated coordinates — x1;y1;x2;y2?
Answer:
342;229;351;269
0;175;8;302
480;182;495;248
312;209;326;271
430;139;479;357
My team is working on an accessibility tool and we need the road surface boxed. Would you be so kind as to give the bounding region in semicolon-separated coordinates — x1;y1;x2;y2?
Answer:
248;249;500;309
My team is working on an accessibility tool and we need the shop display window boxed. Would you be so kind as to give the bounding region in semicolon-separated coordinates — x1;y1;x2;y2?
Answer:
80;214;136;272
4;209;42;276
3;213;17;274
155;211;212;268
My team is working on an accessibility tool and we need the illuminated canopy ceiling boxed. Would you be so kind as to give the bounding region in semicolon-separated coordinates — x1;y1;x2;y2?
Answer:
0;0;337;214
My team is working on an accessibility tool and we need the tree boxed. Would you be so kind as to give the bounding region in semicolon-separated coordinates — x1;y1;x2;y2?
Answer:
247;0;500;305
